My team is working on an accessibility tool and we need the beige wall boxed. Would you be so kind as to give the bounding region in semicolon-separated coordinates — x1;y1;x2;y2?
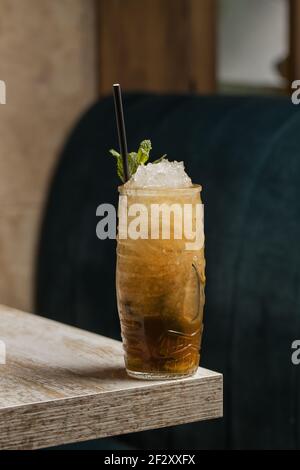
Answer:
0;0;97;311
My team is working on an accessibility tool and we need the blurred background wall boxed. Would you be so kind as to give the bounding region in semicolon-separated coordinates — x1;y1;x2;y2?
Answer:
218;0;288;91
0;0;298;312
0;0;97;311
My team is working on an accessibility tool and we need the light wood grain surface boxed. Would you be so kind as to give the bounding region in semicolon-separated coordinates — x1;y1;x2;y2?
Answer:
0;305;222;450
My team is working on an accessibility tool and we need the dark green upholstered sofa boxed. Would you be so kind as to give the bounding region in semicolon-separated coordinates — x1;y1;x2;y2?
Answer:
36;94;300;450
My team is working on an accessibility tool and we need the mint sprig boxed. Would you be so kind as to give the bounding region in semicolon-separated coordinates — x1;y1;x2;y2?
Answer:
109;139;166;182
109;149;125;182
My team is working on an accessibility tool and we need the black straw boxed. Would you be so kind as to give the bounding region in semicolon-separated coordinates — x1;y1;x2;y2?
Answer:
113;84;129;182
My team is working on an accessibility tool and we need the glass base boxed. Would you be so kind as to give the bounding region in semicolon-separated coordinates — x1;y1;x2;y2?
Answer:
126;369;197;381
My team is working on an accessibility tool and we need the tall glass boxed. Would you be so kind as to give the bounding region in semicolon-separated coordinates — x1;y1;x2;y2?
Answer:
116;185;205;379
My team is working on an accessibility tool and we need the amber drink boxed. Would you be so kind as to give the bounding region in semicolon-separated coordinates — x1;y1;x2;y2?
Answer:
116;162;205;380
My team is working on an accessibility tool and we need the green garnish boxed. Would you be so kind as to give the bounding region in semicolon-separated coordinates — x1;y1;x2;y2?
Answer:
152;155;167;164
109;139;166;182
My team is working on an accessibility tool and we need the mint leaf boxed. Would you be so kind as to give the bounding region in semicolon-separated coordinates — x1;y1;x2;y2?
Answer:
136;140;152;165
109;149;120;159
153;154;167;164
109;140;167;182
109;149;125;182
128;151;138;178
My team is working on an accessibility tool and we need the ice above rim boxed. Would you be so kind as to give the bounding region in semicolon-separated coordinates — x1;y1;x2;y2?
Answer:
125;159;192;188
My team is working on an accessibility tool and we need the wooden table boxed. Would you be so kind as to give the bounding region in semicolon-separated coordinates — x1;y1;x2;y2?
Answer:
0;305;223;450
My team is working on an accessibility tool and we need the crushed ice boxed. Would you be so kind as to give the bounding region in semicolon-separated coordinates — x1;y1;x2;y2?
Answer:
125;159;192;188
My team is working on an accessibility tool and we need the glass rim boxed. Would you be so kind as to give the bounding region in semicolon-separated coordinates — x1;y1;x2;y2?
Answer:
118;183;202;195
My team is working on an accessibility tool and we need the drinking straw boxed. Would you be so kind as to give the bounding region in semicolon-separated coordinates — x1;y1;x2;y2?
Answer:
113;84;129;182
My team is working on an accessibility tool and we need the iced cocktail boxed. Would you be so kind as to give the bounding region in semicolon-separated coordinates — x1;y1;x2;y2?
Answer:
116;160;205;379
